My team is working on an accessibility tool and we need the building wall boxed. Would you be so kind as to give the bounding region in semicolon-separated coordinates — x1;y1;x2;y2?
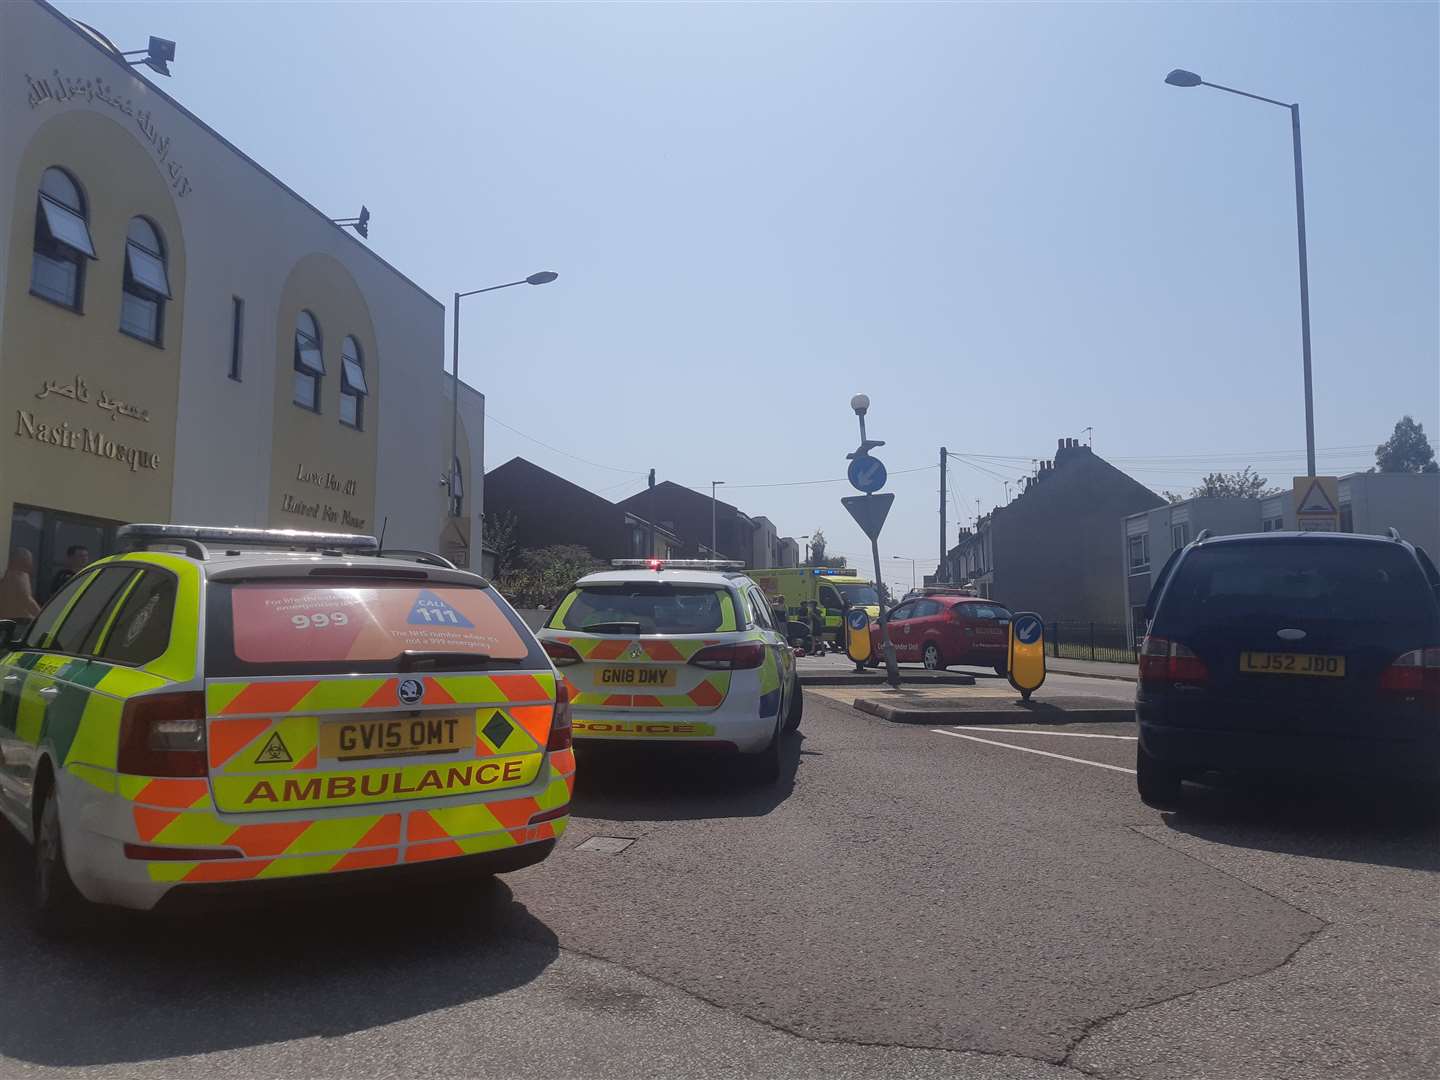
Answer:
0;0;447;566
752;516;779;569
485;457;627;560
777;537;799;568
438;376;485;567
989;446;1164;625
617;483;755;564
1342;473;1439;553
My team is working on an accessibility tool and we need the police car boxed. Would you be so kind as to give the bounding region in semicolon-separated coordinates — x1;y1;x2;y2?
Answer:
537;560;801;783
0;525;573;928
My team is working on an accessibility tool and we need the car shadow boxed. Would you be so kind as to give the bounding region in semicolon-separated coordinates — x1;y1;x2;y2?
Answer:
570;730;803;824
0;824;559;1067
1164;775;1440;873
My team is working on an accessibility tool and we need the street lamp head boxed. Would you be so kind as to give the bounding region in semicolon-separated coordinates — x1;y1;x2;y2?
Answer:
525;271;559;285
850;393;870;416
1165;69;1203;88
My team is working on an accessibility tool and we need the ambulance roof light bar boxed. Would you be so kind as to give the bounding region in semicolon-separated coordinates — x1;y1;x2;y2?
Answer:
118;524;380;560
610;558;746;571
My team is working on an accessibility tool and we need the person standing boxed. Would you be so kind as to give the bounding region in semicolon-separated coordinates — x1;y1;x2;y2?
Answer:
48;544;90;599
0;548;42;620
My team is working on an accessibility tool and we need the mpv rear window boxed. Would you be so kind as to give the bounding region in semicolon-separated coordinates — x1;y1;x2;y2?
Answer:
553;585;733;635
205;580;542;676
1158;542;1435;626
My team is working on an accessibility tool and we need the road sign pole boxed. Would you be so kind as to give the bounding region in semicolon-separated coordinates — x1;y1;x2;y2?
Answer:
870;520;900;688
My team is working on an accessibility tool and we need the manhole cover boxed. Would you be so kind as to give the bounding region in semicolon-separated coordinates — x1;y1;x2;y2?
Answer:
578;836;637;854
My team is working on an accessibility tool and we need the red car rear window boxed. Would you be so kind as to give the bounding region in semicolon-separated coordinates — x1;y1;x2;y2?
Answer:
229;584;528;664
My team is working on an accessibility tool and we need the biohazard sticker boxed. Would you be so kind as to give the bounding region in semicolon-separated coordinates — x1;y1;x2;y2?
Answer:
255;731;294;764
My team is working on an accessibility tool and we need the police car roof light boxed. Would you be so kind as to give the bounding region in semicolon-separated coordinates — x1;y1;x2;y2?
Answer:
609;558;746;571
118;523;380;558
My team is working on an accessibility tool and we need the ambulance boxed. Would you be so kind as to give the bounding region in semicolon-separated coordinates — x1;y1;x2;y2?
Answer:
745;567;881;643
0;525;572;928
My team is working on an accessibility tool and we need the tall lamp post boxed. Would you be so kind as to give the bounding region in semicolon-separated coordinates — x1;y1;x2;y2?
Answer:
449;271;558;540
892;555;917;590
1165;68;1316;477
710;481;725;556
798;534;810;565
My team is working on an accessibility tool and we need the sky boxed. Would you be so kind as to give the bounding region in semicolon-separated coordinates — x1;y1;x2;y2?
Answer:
62;0;1439;594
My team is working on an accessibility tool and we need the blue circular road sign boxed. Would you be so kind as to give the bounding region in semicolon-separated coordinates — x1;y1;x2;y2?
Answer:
1014;613;1043;645
847;454;887;494
847;608;870;631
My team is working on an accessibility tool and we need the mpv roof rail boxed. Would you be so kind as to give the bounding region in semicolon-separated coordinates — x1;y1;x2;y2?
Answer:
378;548;458;569
1386;526;1402;541
1193;528;1212;543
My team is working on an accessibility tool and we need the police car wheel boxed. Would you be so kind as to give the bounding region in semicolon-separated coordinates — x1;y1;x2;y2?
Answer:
741;721;783;785
783;677;804;734
33;786;82;933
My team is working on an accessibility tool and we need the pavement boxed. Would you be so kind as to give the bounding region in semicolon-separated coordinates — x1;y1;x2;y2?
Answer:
1;692;1435;1079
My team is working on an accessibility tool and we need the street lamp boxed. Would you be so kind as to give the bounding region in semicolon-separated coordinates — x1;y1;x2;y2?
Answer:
710;481;725;556
449;271;558;529
892;555;916;589
798;534;810;564
1165;68;1317;477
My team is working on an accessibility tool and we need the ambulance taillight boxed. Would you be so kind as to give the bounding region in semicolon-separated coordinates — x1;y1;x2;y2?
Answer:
547;683;573;751
117;691;208;776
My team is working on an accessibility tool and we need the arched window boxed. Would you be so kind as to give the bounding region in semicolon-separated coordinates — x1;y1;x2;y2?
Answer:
119;217;171;344
293;310;324;411
339;335;368;429
30;167;95;310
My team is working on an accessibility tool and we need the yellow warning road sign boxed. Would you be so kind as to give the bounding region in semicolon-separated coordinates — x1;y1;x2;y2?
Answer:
1293;475;1340;532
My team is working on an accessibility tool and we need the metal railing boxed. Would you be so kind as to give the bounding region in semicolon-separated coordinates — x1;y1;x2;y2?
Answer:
1046;621;1139;665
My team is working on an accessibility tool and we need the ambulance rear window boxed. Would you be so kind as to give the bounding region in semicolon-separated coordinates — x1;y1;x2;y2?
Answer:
205;580;544;676
552;585;732;635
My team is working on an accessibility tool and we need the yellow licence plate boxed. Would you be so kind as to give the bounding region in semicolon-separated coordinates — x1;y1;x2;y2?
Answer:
1240;652;1345;677
319;714;470;760
595;666;677;688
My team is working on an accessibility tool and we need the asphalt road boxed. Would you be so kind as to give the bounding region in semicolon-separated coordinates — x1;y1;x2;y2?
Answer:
1;693;1435;1080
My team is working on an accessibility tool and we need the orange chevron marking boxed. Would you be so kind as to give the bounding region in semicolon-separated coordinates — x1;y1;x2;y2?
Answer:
220;681;320;716
207;718;273;769
225;821;312;857
132;805;181;842
405;839;463;863
333;847;398;873
134;778;210;808
508;704;552;745
492;674;548;701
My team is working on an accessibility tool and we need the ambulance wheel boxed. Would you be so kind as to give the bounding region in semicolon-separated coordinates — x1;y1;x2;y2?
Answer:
33;780;83;935
922;643;946;671
783;677;804;734
742;721;783;785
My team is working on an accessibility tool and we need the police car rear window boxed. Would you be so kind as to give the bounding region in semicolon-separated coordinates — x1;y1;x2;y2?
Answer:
205;581;541;676
553;585;729;635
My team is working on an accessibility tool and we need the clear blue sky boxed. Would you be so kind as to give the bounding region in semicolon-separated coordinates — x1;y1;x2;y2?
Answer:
63;0;1438;592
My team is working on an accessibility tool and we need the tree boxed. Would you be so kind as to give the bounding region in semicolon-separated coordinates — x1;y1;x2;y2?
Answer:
499;544;603;610
483;509;520;581
804;529;847;569
1374;415;1439;473
1188;467;1282;500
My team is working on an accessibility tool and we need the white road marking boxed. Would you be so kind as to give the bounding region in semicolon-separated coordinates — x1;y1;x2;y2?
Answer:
931;729;1137;775
958;725;1137;741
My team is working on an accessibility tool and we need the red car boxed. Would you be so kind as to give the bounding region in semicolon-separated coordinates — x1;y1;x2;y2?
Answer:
870;594;1013;673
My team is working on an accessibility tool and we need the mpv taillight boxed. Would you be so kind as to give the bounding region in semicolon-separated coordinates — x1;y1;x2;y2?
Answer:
117;691;208;776
543;640;582;667
1379;647;1440;709
547;683;573;751
690;642;765;670
1138;637;1210;686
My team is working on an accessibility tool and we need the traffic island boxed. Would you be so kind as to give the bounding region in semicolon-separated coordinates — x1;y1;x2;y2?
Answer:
800;671;977;688
846;689;1134;725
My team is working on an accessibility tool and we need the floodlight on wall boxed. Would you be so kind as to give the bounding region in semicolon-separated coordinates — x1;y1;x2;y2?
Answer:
331;206;370;239
122;36;176;77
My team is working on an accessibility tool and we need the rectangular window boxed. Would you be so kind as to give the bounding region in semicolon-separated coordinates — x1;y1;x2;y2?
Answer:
1128;534;1150;572
119;291;160;342
1170;522;1190;550
38;196;96;257
30;252;80;308
229;297;244;381
293;370;318;411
